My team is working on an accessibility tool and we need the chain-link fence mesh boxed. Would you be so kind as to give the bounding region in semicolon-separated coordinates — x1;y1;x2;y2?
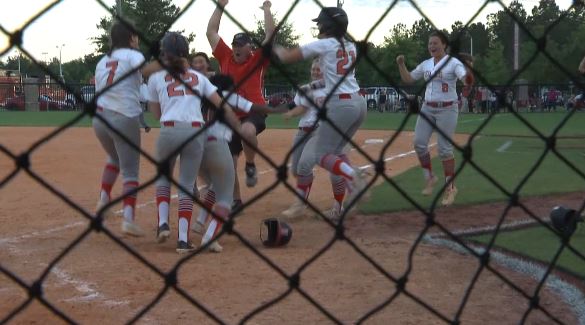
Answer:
1;0;585;324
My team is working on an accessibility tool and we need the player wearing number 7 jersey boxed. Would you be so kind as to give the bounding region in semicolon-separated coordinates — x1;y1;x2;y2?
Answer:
93;21;149;236
273;7;368;219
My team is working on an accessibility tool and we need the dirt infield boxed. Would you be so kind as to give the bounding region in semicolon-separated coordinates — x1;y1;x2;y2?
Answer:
0;126;580;324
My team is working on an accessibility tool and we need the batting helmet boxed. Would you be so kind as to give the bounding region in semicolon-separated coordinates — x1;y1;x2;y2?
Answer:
550;206;583;238
160;32;189;59
260;218;293;247
312;7;348;38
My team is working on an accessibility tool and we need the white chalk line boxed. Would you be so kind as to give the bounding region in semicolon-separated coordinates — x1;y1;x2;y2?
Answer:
497;140;513;153
424;225;585;324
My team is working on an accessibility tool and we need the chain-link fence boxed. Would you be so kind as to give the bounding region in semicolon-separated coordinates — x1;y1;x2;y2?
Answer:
1;0;585;324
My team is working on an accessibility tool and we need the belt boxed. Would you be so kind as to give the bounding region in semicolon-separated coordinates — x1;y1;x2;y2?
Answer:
338;93;352;100
96;105;104;112
162;121;203;127
299;126;316;132
207;136;217;141
425;101;454;108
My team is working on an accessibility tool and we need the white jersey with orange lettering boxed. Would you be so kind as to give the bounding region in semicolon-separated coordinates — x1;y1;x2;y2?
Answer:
206;91;252;141
147;69;216;123
294;88;325;128
410;55;467;102
95;48;145;117
300;38;360;95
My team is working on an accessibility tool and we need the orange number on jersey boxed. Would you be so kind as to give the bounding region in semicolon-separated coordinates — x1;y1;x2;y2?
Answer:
336;49;356;75
105;61;119;85
165;72;199;97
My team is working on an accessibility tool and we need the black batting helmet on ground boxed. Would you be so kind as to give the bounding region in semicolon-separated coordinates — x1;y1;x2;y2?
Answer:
550;206;583;238
312;7;348;38
160;32;189;59
260;218;293;247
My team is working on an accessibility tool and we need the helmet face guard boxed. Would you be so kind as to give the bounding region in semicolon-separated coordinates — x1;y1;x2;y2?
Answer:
260;218;293;247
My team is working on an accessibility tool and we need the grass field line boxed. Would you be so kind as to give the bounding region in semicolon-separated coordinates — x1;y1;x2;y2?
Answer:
423;234;585;325
496;140;513;153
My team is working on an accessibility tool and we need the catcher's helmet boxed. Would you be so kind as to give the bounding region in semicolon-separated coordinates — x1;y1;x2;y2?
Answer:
550;206;583;238
160;32;189;59
312;7;348;38
260;218;293;247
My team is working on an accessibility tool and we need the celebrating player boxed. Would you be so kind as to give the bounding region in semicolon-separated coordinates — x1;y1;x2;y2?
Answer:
280;58;349;221
93;21;150;236
206;0;275;212
273;6;368;220
190;52;215;78
396;31;474;206
147;32;239;254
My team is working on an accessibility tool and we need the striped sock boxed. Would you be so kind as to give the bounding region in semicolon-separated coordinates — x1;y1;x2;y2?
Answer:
122;181;138;222
418;152;433;180
99;163;119;202
320;154;354;180
442;158;455;188
156;186;171;226
178;196;193;242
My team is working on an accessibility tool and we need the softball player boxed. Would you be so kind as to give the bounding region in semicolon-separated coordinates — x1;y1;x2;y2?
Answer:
93;22;147;237
280;58;348;221
273;7;368;219
193;74;286;252
147;32;239;254
396;31;474;206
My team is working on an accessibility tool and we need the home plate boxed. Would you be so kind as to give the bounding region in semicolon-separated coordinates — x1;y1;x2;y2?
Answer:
364;139;384;144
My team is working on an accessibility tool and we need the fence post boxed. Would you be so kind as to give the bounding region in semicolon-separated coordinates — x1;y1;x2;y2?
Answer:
24;78;39;111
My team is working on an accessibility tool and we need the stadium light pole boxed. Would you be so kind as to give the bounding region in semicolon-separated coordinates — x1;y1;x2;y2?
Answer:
337;0;344;8
56;43;65;82
464;30;473;57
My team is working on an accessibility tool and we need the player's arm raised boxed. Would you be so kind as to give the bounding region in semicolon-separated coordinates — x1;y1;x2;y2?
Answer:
396;55;416;84
261;1;275;46
273;45;303;64
207;0;228;51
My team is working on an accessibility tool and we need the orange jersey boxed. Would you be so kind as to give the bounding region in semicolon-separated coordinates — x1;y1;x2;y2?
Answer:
213;39;269;116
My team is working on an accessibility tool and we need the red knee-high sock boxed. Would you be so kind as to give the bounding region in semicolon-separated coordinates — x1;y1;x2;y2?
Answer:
442;158;455;188
122;181;138;221
156;186;171;226
203;204;230;244
100;163;119;201
296;174;314;201
418;152;433;180
196;190;216;225
178;196;193;242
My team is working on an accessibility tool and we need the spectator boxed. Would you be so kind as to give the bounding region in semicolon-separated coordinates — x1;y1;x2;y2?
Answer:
546;87;558;112
378;89;387;112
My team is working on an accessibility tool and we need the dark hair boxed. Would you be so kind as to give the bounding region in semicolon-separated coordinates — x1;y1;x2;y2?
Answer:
108;21;137;55
160;32;190;75
429;30;449;46
209;74;234;93
192;52;211;65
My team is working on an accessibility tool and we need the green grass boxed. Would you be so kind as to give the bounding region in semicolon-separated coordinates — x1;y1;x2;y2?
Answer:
362;135;585;214
470;226;585;278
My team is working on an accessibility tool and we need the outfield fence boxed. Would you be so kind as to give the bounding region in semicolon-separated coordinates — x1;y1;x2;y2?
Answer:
1;0;585;324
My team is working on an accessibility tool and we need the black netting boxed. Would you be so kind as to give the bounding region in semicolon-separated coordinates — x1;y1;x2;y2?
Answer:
1;0;585;324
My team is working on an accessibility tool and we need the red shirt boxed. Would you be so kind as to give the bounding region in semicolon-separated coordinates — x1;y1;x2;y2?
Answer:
213;38;270;116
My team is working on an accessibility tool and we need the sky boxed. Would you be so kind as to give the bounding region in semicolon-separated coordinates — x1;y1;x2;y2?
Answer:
0;0;574;64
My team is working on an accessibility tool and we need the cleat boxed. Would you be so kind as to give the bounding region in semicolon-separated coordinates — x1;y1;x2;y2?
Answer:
245;163;258;187
156;223;170;243
343;168;368;211
281;200;306;219
327;207;344;223
422;175;438;196
176;240;196;254
207;241;223;253
95;198;115;219
441;186;458;207
191;221;205;234
122;220;145;237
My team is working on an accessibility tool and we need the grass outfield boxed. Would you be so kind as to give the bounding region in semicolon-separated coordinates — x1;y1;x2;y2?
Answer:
2;110;585;137
470;226;585;278
362;135;585;214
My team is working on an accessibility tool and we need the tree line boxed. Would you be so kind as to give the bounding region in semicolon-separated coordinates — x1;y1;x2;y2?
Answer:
1;0;583;87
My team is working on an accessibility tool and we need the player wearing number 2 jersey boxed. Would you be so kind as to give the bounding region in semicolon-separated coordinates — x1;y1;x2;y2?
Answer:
147;32;240;254
93;22;147;236
396;30;473;206
274;7;368;221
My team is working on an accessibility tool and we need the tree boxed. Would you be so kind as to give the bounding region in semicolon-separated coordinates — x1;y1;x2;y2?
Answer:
247;15;307;86
92;0;194;57
486;0;528;68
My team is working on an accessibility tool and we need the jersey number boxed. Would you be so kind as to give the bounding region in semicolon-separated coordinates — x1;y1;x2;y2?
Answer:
165;73;199;97
336;49;356;75
105;61;119;85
